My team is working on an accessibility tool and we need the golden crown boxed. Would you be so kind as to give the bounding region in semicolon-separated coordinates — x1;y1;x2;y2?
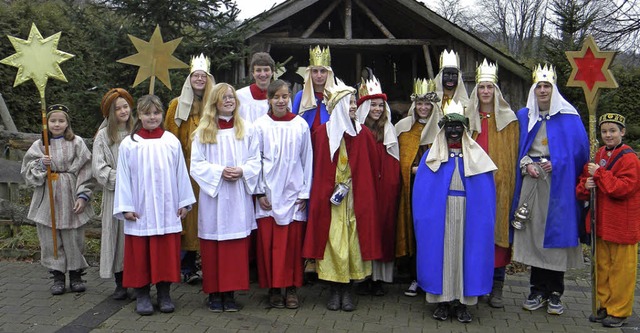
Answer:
190;53;211;74
476;59;498;84
325;78;356;112
440;49;460;69
533;64;556;85
309;45;331;67
412;78;437;96
599;113;626;127
358;75;383;99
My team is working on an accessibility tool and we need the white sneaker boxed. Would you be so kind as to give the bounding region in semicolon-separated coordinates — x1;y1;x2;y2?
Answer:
404;280;419;297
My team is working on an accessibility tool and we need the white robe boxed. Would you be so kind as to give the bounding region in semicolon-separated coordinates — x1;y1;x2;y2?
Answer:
190;125;261;241
237;86;269;124
253;114;313;225
113;132;196;236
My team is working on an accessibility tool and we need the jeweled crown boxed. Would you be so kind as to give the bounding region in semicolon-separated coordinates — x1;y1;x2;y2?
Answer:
190;53;211;74
309;45;331;67
476;59;498;84
358;75;383;98
440;50;460;69
599;113;626;127
533;64;556;85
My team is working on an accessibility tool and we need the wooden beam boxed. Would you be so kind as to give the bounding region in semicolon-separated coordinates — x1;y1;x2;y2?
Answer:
344;0;352;39
243;0;322;39
353;0;395;39
422;44;435;79
398;0;529;80
301;0;342;38
253;37;442;47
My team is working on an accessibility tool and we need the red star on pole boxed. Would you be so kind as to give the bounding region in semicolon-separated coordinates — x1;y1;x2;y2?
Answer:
566;35;618;104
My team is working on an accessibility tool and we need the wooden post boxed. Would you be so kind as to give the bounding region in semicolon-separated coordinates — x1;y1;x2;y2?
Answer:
301;0;342;38
345;0;352;39
0;93;18;132
422;44;434;79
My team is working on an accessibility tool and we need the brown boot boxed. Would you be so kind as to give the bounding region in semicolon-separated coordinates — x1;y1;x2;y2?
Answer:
285;287;299;309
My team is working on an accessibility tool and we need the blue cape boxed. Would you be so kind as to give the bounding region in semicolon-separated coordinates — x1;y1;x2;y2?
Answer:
292;90;330;128
412;151;495;297
510;109;589;248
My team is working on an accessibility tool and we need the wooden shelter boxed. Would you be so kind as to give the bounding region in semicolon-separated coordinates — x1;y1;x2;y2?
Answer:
232;0;532;114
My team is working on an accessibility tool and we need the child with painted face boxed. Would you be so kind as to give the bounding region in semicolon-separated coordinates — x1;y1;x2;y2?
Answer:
21;104;93;296
576;113;640;328
114;95;196;316
413;101;497;323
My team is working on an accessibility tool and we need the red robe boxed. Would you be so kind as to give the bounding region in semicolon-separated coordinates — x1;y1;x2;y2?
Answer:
373;142;401;262
576;144;640;244
303;125;383;261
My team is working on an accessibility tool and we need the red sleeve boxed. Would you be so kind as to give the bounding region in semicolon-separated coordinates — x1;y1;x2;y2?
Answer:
575;163;591;201
593;154;640;199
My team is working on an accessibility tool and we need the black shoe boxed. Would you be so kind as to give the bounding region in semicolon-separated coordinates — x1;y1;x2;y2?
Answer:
455;304;472;323
269;288;285;309
49;270;66;295
602;316;627;328
207;293;223;313
223;291;239;312
326;284;341;311
588;308;607;323
69;270;86;293
156;282;175;313
432;302;449;321
135;285;154;315
371;280;385;296
112;272;128;300
341;284;355;312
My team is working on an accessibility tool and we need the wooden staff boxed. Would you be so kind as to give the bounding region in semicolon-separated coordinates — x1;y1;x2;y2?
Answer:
41;100;58;259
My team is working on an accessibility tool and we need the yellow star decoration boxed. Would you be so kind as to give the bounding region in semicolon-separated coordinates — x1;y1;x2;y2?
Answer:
117;25;189;92
565;35;618;105
0;23;74;99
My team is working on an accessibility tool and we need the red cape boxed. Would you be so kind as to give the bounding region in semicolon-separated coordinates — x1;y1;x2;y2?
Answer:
303;125;383;261
373;142;401;261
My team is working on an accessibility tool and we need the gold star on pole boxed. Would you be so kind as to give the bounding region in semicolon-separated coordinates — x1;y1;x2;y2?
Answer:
117;25;189;94
566;35;618;105
0;23;74;99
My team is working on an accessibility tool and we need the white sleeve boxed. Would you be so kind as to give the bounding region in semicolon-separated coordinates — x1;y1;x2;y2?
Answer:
190;136;225;198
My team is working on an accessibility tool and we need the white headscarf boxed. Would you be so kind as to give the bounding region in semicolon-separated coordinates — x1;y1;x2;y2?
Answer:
174;72;215;126
299;65;336;115
326;93;361;161
425;122;497;176
466;83;517;133
356;99;400;160
525;82;578;132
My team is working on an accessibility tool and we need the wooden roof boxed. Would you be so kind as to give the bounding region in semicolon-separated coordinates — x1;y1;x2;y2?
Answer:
242;0;530;80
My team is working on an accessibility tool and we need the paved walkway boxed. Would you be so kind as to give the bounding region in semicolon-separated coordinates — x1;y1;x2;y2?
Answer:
0;261;638;333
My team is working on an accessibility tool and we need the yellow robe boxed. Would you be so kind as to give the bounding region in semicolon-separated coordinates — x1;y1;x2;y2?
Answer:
396;122;427;257
164;98;200;251
473;115;519;248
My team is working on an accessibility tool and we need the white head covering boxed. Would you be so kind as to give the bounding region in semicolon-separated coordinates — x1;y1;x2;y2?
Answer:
425;115;497;176
174;72;215;126
299;65;336;115
525;82;578;132
356;99;400;160
326;91;360;161
395;97;443;146
466;83;517;133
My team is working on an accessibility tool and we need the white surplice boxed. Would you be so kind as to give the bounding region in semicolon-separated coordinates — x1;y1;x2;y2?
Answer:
113;132;196;236
190;124;261;241
253;114;313;225
237;86;269;124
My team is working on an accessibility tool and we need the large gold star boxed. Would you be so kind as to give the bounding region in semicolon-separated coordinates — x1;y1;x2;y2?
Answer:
117;25;188;92
0;23;74;99
566;35;618;104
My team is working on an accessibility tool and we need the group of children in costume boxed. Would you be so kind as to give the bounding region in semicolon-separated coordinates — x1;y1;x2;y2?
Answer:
20;47;639;328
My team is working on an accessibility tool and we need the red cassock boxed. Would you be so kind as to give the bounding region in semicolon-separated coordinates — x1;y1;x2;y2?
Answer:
303;125;383;261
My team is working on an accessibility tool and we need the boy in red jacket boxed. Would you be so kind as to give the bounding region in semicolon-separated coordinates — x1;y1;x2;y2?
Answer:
576;113;640;328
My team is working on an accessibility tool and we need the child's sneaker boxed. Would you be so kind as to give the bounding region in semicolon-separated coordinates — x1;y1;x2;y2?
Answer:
404;280;419;297
602;316;627;328
546;292;564;315
522;293;547;311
